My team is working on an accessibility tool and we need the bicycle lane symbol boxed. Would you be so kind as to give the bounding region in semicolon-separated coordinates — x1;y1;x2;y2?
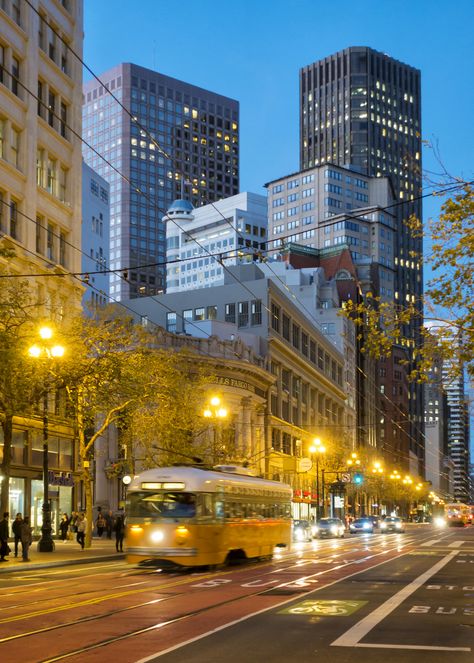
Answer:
279;600;368;616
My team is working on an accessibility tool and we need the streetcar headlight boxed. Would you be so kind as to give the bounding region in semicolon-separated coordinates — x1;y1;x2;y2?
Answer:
434;517;446;528
151;530;164;543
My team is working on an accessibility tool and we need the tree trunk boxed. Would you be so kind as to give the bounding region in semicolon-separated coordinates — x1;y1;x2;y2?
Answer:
84;463;93;548
0;412;13;515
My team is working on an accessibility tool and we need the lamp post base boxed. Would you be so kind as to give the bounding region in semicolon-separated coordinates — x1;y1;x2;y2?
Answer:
37;537;55;553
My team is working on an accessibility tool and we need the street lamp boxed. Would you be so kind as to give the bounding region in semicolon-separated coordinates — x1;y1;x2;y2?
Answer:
203;396;228;463
346;451;361;517
309;438;326;520
28;325;65;553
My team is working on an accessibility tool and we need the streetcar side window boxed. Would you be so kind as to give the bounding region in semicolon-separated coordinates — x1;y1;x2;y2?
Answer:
197;493;214;519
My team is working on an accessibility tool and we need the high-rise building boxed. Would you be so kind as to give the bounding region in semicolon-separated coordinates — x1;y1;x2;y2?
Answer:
300;47;424;469
165;192;267;293
82;162;110;308
0;0;83;528
442;362;471;502
83;64;239;300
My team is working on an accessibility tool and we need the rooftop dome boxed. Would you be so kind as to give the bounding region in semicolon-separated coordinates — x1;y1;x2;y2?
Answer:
167;199;194;214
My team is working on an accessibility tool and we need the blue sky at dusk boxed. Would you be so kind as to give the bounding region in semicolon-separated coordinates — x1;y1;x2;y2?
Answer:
84;0;473;203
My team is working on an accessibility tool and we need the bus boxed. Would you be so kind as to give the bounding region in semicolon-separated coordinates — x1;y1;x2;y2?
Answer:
444;503;471;527
125;465;293;568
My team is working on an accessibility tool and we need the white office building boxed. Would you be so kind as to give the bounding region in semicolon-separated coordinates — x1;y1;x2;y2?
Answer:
165;192;267;293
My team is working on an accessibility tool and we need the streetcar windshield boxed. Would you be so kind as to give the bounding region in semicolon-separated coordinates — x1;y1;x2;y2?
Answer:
127;491;197;519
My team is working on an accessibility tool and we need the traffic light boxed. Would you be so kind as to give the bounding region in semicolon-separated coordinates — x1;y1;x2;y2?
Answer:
353;473;364;485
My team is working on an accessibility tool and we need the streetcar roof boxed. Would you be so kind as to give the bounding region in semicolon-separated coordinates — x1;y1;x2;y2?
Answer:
127;465;293;497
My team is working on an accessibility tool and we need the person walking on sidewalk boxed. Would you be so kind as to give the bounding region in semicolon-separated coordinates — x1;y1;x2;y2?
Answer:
12;513;23;557
0;512;10;562
59;513;70;541
105;510;114;539
96;511;106;538
19;516;33;561
76;513;87;549
114;513;125;552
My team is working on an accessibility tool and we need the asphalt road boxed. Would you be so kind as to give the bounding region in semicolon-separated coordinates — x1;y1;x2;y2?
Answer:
1;525;473;663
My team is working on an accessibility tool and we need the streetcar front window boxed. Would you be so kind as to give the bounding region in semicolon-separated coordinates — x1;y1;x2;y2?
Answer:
128;491;197;519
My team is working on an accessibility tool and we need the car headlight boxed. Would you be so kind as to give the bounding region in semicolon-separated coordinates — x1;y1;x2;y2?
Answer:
363;522;371;530
295;529;304;541
381;522;387;529
330;526;338;534
312;526;319;535
396;522;402;529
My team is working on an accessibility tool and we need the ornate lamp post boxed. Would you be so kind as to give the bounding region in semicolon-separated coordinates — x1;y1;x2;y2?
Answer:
346;451;361;517
309;438;326;520
203;396;228;463
28;326;65;552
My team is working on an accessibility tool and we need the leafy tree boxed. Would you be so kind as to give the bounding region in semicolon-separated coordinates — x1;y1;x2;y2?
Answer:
342;183;474;382
0;277;52;514
59;308;214;546
116;348;213;469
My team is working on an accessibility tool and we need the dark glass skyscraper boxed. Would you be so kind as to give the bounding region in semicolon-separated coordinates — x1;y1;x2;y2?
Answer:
300;47;424;469
83;64;239;300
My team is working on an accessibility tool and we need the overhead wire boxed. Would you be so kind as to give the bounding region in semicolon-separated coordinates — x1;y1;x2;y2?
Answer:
6;0;463;474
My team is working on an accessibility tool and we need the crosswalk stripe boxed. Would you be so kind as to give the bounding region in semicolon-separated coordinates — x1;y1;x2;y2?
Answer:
448;541;465;548
420;539;441;547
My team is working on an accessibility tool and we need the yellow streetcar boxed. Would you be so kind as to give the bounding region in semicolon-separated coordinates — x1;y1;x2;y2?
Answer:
125;464;292;568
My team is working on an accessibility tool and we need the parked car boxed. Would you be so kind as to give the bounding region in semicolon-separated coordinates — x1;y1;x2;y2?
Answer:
380;516;405;533
292;519;313;542
349;517;374;534
313;517;345;539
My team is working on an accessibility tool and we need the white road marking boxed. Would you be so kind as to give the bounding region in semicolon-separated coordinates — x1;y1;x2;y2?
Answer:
331;551;468;651
420;539;441;547
448;541;465;548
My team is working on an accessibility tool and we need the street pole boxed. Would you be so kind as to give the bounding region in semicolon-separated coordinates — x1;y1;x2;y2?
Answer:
315;456;319;522
321;469;325;518
38;383;54;552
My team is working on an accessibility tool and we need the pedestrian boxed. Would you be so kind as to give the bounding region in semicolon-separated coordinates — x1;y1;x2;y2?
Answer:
105;510;114;539
12;513;23;557
19;516;33;561
114;512;125;552
76;512;86;549
0;512;10;562
96;511;106;538
59;513;70;541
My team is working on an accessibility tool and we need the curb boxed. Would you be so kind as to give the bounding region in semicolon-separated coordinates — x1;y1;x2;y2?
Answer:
0;553;125;574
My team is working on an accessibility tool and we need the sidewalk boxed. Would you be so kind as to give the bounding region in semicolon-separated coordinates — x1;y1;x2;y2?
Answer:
0;536;124;573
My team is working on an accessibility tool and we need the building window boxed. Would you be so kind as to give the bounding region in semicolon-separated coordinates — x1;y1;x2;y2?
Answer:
11;57;20;97
301;332;308;356
47;222;54;260
282;314;290;341
166;312;177;333
238;301;248;327
10;199;18;240
271;303;280;332
207;305;217;320
225;303;235;323
194;307;205;321
251;299;261;326
292;324;300;349
183;309;193;325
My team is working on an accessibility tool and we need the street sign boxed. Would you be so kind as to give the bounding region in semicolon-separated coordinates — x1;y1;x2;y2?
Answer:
298;457;313;472
341;473;351;483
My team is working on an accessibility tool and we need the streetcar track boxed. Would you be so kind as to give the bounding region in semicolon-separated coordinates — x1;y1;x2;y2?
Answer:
0;535;432;655
35;537;429;663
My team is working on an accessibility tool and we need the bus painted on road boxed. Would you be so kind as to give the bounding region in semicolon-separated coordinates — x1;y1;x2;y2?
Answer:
125;465;292;568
